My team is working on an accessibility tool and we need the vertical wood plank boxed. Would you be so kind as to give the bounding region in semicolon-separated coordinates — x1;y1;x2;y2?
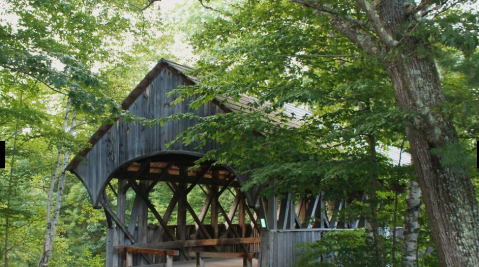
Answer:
117;179;127;267
166;254;173;267
278;193;291;229
239;194;246;238
126;251;133;267
289;198;296;229
106;227;113;267
267;194;278;230
177;166;188;260
211;185;219;239
271;231;277;267
112;226;119;267
137;180;149;265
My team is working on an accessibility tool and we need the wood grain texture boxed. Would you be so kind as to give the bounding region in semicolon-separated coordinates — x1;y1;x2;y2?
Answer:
260;230;323;267
71;63;223;208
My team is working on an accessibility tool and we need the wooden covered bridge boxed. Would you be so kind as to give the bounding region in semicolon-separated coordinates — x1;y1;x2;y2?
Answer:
66;59;371;267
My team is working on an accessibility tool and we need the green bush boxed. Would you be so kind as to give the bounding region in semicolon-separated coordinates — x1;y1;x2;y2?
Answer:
295;229;395;267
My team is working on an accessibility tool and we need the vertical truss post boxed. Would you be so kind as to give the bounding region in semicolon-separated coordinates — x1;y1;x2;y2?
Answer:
278;193;292;229
239;193;246;238
137;180;149;265
211;184;219;239
117;179;127;266
267;180;278;230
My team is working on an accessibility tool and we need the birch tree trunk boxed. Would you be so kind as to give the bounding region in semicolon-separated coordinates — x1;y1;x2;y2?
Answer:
38;102;77;267
402;180;420;267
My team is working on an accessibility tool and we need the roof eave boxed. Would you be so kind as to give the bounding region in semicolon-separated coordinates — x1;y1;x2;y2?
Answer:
66;58;197;171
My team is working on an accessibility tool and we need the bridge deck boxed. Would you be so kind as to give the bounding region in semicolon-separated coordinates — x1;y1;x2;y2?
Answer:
137;258;259;267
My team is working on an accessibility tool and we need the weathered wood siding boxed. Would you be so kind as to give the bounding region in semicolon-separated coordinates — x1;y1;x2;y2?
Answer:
260;229;323;267
73;66;222;207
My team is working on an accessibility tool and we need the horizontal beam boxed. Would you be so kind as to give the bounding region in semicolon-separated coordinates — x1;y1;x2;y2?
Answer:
117;246;179;256
138;237;260;249
188;252;255;259
113;173;241;187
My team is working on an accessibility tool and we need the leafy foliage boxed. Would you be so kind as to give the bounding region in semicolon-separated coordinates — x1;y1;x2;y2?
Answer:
0;0;177;265
170;0;413;202
167;0;478;265
296;229;393;267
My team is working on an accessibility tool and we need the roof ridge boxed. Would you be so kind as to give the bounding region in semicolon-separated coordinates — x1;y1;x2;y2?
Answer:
159;58;194;70
67;58;194;171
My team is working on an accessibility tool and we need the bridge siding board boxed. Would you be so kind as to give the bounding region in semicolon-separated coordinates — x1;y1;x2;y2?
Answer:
70;60;346;267
73;65;222;208
69;61;228;267
261;230;323;267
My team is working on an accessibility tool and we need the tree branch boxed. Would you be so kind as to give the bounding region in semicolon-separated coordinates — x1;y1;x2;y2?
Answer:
396;0;436;47
0;65;67;95
290;0;385;57
329;17;385;58
198;0;217;12
356;0;398;48
141;0;161;11
405;0;431;17
197;0;230;15
434;0;462;15
277;54;358;58
290;0;374;32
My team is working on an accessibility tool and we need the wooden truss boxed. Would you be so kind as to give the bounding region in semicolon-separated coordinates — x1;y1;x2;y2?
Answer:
259;192;363;230
102;158;260;267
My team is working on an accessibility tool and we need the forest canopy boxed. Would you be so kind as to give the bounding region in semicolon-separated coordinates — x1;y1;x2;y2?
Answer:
1;0;478;266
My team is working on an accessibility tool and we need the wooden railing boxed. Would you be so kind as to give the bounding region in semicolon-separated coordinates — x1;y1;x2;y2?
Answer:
117;246;179;267
260;228;350;267
188;252;254;267
116;236;260;267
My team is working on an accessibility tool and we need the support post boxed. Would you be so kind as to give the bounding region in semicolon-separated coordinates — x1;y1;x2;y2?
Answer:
137;180;149;265
177;182;187;241
195;252;205;267
118;179;127;259
211;185;219;239
244;254;253;267
278;193;291;229
177;166;188;260
239;193;246;238
126;251;133;267
106;227;114;267
267;180;278;230
166;254;174;267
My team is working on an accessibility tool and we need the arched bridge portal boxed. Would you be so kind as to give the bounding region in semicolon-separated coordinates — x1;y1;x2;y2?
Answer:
67;59;361;267
103;153;260;266
66;59;263;266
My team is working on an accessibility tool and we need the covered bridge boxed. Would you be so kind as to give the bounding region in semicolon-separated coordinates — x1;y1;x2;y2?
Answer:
66;59;377;267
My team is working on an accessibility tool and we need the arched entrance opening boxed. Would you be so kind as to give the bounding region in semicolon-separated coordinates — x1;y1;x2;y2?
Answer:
99;152;260;266
67;59;364;267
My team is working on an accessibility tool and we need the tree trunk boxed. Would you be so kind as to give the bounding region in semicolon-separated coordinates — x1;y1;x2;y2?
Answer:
386;49;479;267
402;180;420;267
38;103;76;267
376;2;479;266
305;0;479;265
